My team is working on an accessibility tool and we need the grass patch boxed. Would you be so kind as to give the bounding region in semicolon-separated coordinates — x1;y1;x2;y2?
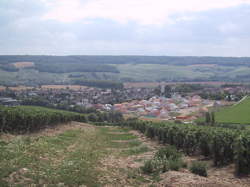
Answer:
120;146;150;156
109;140;142;149
108;133;137;141
215;96;250;124
0;127;116;186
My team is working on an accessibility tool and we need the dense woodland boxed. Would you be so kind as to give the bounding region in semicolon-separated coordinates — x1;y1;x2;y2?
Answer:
1;55;250;66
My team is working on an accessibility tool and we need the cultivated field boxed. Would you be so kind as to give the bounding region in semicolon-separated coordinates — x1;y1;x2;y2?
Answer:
215;96;250;124
12;62;34;68
1;122;249;186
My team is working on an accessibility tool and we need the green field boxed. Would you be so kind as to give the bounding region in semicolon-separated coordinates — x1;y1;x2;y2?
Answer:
215;96;250;124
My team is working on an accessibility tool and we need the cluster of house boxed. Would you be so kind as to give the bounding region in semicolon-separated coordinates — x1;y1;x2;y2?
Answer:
0;97;19;106
0;86;156;108
112;94;215;121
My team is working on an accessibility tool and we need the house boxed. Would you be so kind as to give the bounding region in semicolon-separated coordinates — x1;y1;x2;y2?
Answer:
0;97;20;106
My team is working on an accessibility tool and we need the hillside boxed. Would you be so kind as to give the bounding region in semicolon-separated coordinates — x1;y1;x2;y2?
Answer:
215;96;250;124
1;122;250;186
1;55;250;86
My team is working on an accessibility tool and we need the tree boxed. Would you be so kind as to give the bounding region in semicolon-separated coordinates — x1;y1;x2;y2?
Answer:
211;112;215;125
205;112;211;124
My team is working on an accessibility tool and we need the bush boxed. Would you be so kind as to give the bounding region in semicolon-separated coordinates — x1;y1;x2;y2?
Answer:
141;146;186;175
141;160;156;174
155;146;182;161
189;161;208;177
167;160;183;171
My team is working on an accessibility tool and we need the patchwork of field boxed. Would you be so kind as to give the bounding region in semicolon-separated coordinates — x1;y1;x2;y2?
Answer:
1;62;250;86
215;96;250;124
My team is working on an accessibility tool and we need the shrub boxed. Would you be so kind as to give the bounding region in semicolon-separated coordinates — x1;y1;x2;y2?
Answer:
141;146;186;175
189;161;208;177
168;160;183;171
141;160;156;174
155;146;182;161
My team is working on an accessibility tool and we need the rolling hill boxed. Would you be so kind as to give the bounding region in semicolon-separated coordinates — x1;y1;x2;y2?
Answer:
1;55;250;86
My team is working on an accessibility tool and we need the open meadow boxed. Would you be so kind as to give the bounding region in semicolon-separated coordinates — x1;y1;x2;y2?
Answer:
215;96;250;124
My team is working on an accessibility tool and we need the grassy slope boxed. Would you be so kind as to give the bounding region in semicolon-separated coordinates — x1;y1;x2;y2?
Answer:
215;96;250;124
0;124;150;186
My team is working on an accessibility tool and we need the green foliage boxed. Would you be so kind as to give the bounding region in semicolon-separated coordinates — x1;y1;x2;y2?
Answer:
112;119;250;175
141;146;185;174
189;161;208;177
205;112;211;124
154;146;182;161
141;160;156;174
234;133;250;175
0;106;120;133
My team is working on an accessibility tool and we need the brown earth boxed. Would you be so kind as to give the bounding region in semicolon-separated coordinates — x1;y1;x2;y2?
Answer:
12;62;34;68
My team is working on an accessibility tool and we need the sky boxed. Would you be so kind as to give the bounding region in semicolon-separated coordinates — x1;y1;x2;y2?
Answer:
1;0;250;56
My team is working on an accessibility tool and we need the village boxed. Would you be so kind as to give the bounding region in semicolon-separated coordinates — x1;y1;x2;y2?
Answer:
0;83;249;122
112;94;218;122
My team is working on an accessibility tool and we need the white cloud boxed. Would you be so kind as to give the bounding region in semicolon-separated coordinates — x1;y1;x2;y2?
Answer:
42;0;250;25
218;23;241;33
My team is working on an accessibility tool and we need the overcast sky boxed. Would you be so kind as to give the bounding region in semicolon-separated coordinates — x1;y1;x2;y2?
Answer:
1;0;250;56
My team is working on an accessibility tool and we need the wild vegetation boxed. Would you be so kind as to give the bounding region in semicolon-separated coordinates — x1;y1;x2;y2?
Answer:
98;119;250;175
141;146;186;174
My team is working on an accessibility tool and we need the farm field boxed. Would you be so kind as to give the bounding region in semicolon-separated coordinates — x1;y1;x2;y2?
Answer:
215;96;250;124
1;122;250;186
1;62;250;86
12;62;34;68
